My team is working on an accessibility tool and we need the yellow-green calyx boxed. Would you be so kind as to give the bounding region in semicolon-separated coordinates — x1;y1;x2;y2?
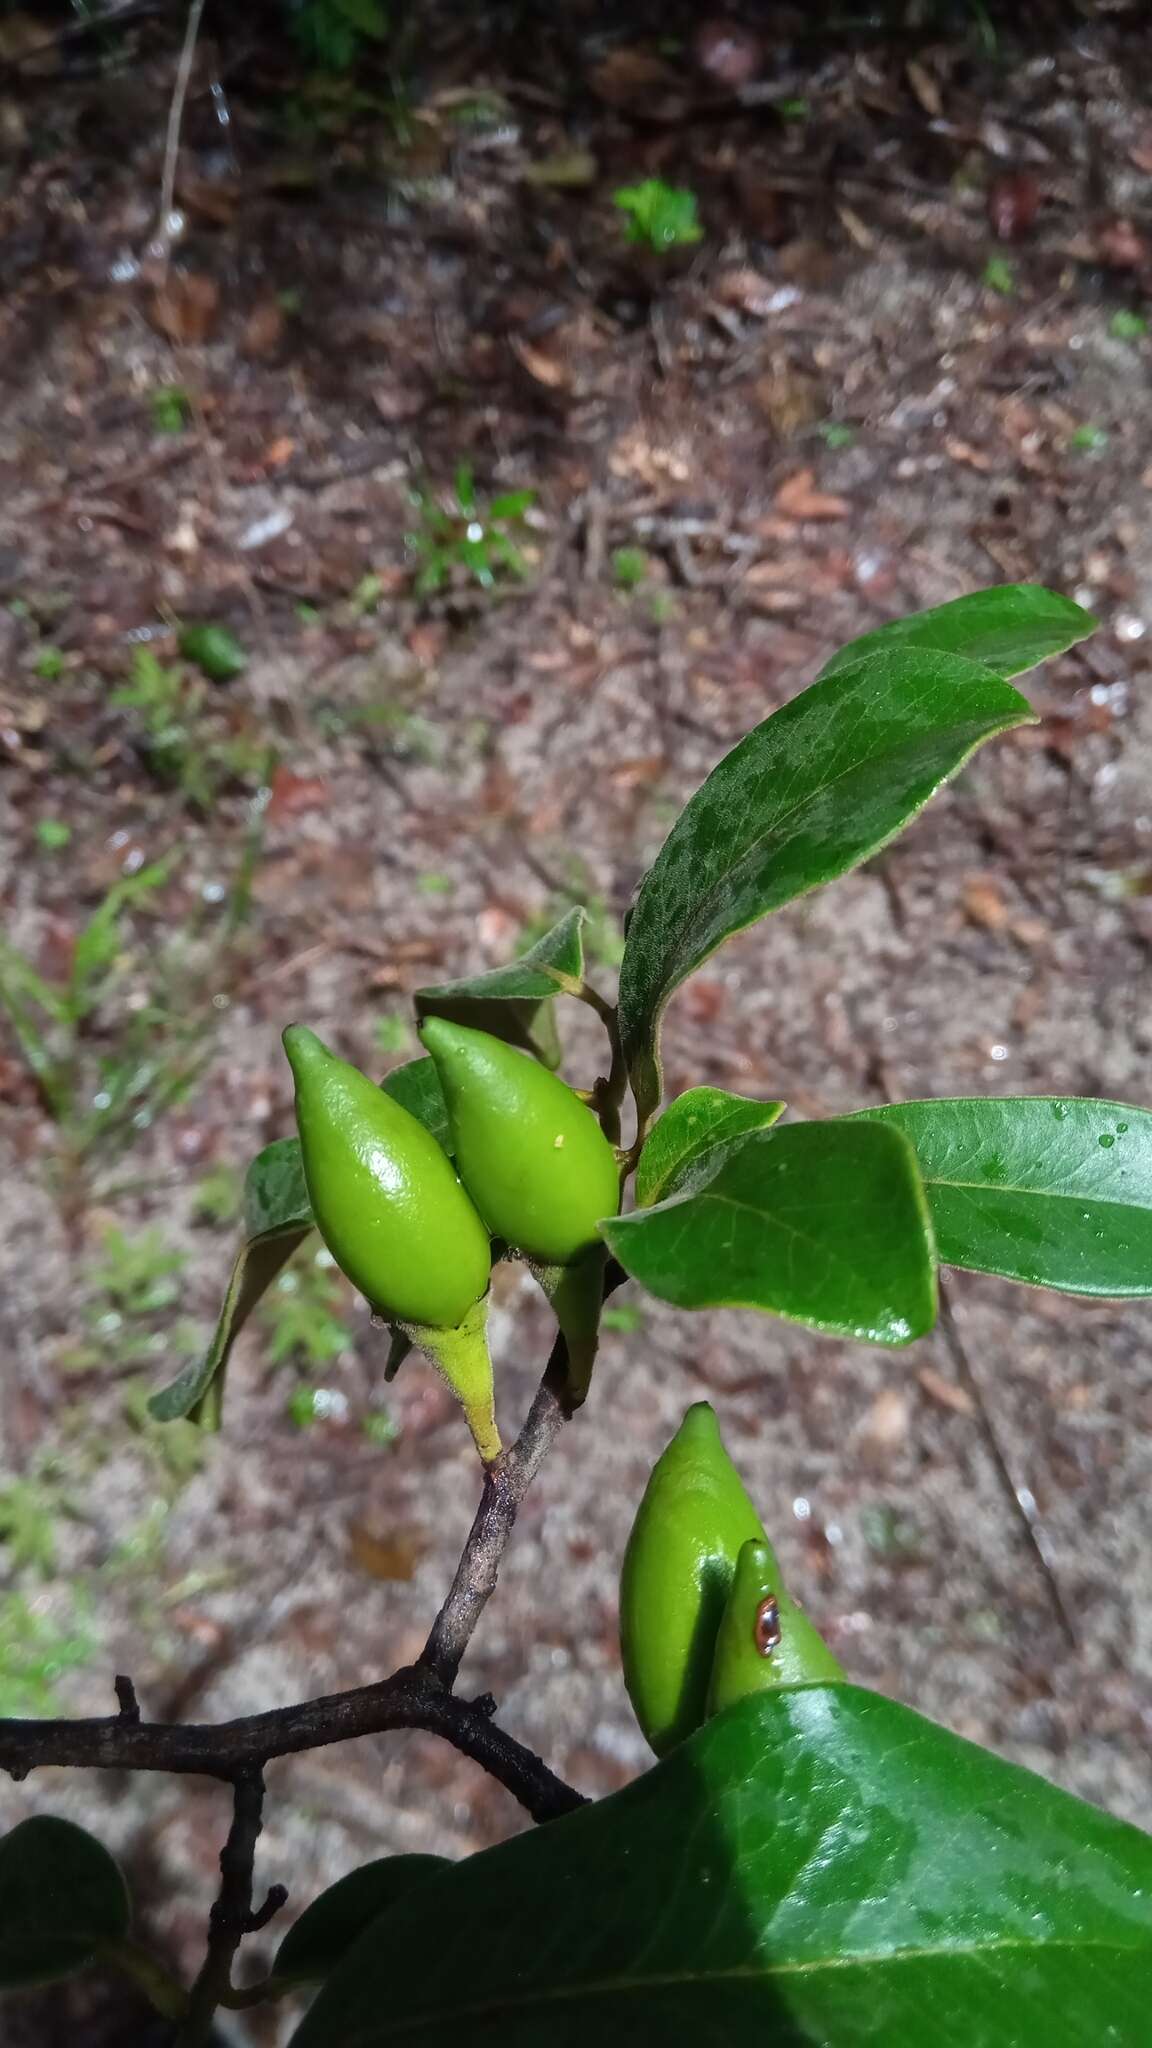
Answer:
706;1538;844;1717
619;1402;768;1758
418;1017;620;1267
282;1025;491;1329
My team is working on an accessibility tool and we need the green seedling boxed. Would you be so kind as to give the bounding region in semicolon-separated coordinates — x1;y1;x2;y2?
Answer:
614;179;703;250
406;466;535;595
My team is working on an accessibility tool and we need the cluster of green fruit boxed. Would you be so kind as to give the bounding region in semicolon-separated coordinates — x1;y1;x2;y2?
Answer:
283;1019;620;1461
286;1025;833;1739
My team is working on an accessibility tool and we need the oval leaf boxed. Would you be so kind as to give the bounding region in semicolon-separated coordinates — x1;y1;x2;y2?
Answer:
275;1855;450;1984
603;1120;936;1344
852;1096;1152;1295
636;1087;785;1206
288;1684;1152;2047
618;647;1035;1119
0;1816;130;1989
818;582;1096;682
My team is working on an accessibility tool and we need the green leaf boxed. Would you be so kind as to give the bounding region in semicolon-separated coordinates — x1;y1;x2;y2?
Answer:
275;1856;450;1984
288;1684;1152;2048
602;1120;936;1344
617;648;1035;1120
416;908;585;1010
147;1225;310;1425
243;1135;313;1237
415;909;585;1067
818;583;1095;684
0;1817;130;1989
850;1096;1152;1295
178;624;248;681
636;1087;785;1206
379;1056;452;1152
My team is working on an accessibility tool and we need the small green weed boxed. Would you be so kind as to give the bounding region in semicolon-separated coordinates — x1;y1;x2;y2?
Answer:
0;1593;95;1716
406;466;535;596
35;818;72;851
112;647;267;810
1109;309;1148;341
191;1165;243;1228
612;547;650;590
259;1248;350;1372
0;1476;62;1575
614;179;702;251
1069;423;1109;457
34;645;66;680
982;256;1015;295
817;422;856;450
150;385;193;435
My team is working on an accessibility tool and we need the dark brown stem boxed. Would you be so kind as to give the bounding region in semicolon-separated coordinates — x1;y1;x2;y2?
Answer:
0;1668;583;1822
177;1769;266;2048
419;1361;568;1688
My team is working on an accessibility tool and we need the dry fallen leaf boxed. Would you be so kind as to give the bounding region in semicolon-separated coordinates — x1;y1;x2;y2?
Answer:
774;468;850;521
149;272;220;345
241;297;285;360
961;875;1011;932
918;1367;976;1417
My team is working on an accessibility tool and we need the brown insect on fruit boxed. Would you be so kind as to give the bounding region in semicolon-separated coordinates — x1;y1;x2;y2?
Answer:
755;1595;782;1657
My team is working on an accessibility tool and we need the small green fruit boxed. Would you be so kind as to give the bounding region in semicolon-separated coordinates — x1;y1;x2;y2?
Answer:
418;1018;620;1266
283;1025;490;1330
619;1402;767;1757
706;1537;844;1718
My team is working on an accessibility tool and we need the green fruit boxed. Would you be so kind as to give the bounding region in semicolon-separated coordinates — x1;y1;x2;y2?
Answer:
283;1025;490;1330
706;1537;844;1718
418;1018;620;1266
619;1402;768;1757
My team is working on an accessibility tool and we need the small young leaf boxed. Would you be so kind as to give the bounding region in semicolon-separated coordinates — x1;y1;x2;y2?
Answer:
0;1817;130;1988
415;909;586;1065
818;582;1095;683
617;646;1035;1119
851;1096;1152;1294
287;1685;1152;2048
178;624;248;681
275;1855;450;1984
636;1088;785;1206
603;1120;936;1344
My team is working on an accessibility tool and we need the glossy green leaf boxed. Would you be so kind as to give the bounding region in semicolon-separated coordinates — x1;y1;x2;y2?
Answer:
617;647;1034;1119
178;623;248;681
636;1087;785;1206
852;1096;1152;1295
276;1856;450;1984
818;583;1095;683
0;1817;130;1989
415;910;585;1068
603;1120;936;1344
289;1684;1152;2047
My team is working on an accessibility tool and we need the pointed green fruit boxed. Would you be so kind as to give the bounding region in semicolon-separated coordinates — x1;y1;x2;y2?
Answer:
283;1025;490;1330
619;1402;768;1757
706;1537;844;1718
419;1018;620;1266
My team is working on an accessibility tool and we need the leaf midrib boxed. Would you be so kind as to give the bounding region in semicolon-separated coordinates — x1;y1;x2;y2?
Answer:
362;1934;1149;2043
